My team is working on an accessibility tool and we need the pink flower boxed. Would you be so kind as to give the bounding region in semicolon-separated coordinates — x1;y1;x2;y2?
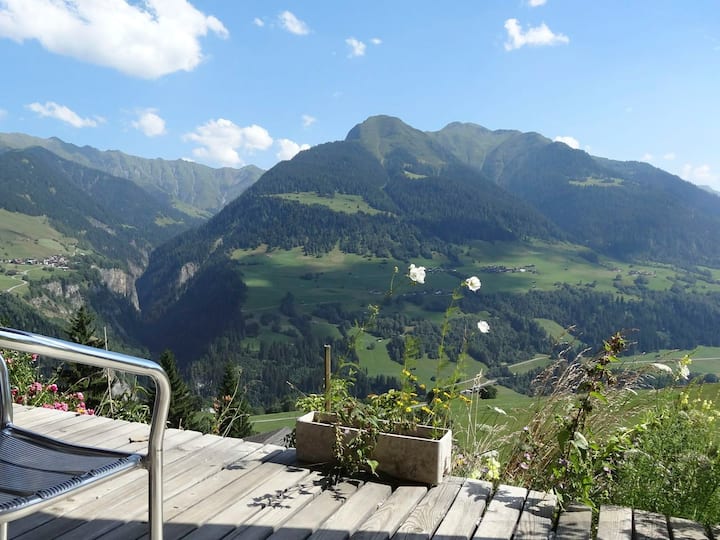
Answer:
46;383;58;393
31;354;38;361
74;392;84;401
28;381;43;395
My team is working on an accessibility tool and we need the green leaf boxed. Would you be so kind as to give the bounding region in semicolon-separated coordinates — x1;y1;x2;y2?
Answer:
589;391;608;404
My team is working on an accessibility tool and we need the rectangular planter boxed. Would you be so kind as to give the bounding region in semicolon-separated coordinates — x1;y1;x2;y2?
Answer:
294;411;452;485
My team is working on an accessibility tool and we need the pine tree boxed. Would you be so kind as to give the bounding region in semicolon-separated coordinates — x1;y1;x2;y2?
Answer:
215;362;253;438
154;350;198;430
60;305;107;408
66;305;105;348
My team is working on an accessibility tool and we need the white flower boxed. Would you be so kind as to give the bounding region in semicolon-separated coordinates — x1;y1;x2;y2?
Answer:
492;406;507;416
465;276;482;292
651;363;673;374
408;264;426;284
677;364;690;381
477;320;490;334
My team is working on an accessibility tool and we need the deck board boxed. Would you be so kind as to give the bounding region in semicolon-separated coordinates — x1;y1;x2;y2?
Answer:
668;517;710;540
554;503;592;540
393;477;463;540
351;485;427;540
472;484;527;540
266;480;362;540
597;505;633;540
513;489;556;540
308;482;392;540
433;479;491;540
633;510;670;540
4;405;715;540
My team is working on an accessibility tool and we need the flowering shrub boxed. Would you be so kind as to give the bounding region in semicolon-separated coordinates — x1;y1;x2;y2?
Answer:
495;335;720;527
2;349;95;415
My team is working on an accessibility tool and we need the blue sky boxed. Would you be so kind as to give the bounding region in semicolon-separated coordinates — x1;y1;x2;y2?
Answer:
1;1;718;189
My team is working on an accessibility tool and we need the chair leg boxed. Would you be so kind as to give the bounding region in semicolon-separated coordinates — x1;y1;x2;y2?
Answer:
0;521;8;540
148;450;164;540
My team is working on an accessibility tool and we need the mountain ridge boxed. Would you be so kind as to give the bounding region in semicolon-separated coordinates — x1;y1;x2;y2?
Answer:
0;132;264;216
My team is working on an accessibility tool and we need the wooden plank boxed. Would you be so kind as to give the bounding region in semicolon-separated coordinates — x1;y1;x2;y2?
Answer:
472;484;527;540
513;489;556;540
352;485;427;540
554;503;592;540
633;509;670;540
266;480;362;540
12;406;80;428
13;406;79;423
146;449;300;540
60;438;273;540
95;437;266;540
433;479;492;540
181;461;311;540
126;445;293;540
225;471;327;540
393;477;464;540
668;517;710;540
308;482;392;540
596;505;632;540
10;428;206;539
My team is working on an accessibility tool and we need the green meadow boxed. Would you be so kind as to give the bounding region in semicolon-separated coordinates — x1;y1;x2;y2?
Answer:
0;209;80;259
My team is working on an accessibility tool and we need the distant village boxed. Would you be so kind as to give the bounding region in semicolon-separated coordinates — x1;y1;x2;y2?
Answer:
3;255;71;270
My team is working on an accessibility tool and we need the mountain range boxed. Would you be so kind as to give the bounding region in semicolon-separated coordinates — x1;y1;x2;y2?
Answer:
3;116;720;408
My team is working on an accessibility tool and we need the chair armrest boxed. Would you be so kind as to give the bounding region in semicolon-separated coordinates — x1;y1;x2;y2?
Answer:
0;327;171;461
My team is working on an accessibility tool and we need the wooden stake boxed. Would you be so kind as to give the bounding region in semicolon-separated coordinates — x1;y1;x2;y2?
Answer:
324;344;332;413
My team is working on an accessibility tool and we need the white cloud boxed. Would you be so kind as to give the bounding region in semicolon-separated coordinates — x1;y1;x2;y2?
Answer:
0;0;228;79
183;119;273;167
346;37;366;58
681;163;718;186
276;139;310;161
553;135;579;149
132;109;166;137
253;17;264;27
0;108;6;119
302;114;317;127
278;11;309;35
27;101;100;128
663;152;676;160
504;18;569;51
641;153;654;162
529;0;547;6
370;37;382;45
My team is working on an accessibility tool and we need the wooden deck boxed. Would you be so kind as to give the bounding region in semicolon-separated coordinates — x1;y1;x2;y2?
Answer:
6;404;719;540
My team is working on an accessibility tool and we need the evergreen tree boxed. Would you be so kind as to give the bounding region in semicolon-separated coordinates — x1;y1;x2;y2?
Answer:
60;305;107;408
66;305;106;347
151;350;199;430
215;362;253;438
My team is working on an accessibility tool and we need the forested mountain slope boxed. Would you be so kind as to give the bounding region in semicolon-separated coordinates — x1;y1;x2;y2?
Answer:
0;132;263;216
134;116;720;409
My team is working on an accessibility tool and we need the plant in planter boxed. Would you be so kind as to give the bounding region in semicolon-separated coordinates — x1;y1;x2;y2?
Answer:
293;264;489;484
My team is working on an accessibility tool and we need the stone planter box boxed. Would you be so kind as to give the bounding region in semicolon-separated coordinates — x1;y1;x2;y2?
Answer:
294;411;452;485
